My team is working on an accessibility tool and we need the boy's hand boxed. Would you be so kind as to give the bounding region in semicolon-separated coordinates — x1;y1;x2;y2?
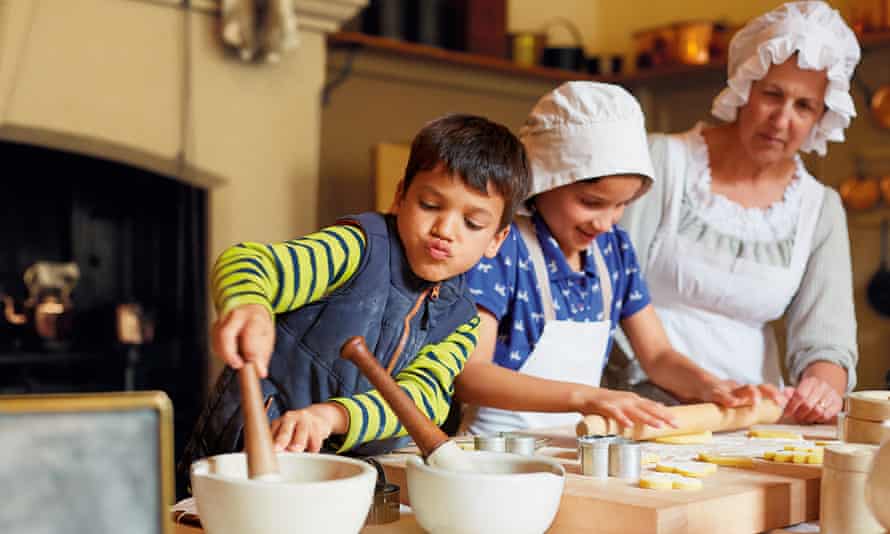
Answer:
270;403;348;453
581;389;678;430
212;303;275;377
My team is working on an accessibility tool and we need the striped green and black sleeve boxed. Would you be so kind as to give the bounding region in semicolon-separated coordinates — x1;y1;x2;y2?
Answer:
330;315;480;452
211;224;367;318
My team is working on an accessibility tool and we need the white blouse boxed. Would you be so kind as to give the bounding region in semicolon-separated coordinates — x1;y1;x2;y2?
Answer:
615;124;858;391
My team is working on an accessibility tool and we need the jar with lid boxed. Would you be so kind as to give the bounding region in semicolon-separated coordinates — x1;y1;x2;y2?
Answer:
821;444;882;534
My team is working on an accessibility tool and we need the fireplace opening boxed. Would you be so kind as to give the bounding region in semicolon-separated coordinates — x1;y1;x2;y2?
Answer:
0;140;208;482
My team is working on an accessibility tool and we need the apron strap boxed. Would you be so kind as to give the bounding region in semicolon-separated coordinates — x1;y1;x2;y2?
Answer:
515;216;556;322
590;242;612;322
515;215;613;323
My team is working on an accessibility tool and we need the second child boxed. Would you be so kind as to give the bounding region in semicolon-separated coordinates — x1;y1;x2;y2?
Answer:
457;82;782;435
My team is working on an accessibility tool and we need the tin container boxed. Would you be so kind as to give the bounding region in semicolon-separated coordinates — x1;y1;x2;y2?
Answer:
474;434;507;453
504;434;537;456
366;483;400;525
608;438;641;480
578;435;616;479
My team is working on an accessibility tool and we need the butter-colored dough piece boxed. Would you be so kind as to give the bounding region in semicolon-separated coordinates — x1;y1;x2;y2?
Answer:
697;452;754;468
642;452;660;465
639;472;703;490
655;461;717;478
639;472;675;490
773;451;793;462
806;452;823;464
653;431;713;444
747;429;803;440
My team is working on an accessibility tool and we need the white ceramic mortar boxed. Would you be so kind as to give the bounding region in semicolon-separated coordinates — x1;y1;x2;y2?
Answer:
407;451;566;534
191;452;376;534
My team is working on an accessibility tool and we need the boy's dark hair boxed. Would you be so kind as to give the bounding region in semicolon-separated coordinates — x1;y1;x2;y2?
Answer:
403;114;530;230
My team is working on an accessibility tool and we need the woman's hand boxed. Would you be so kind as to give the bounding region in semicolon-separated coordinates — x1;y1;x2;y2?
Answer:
580;388;678;430
782;361;847;423
211;303;275;377
270;403;348;453
702;380;791;409
782;377;843;423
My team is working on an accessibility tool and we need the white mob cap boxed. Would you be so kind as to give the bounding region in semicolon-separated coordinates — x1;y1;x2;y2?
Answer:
711;1;861;156
518;81;655;213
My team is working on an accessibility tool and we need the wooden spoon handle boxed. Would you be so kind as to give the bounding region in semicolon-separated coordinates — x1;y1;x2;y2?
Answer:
341;336;449;458
240;361;280;480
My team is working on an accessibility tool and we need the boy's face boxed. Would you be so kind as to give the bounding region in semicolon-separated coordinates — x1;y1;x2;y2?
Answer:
534;175;644;265
394;164;510;282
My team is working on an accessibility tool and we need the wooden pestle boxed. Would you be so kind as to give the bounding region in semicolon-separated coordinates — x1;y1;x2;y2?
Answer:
576;400;783;440
341;336;474;472
239;361;281;480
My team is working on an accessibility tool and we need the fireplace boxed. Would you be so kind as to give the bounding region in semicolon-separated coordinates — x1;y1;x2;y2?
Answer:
0;140;208;469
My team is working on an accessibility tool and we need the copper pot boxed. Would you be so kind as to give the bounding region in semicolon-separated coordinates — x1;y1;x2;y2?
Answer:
855;77;890;130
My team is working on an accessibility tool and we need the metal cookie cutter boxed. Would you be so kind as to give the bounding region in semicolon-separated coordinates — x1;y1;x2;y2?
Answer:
363;457;400;525
474;434;507;452
578;434;617;479
504;433;537;456
608;438;641;480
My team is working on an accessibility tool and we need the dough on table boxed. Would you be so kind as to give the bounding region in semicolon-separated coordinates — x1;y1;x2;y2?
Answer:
697;451;755;468
747;429;803;440
639;471;703;490
653;431;713;444
654;460;717;478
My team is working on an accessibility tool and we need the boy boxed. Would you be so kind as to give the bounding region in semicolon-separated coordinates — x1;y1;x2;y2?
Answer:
180;114;529;472
457;82;773;436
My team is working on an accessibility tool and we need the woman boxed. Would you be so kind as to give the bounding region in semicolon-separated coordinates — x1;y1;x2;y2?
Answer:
611;1;860;424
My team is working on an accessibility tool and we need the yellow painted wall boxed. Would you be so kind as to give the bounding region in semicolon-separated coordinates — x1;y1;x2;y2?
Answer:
508;0;850;59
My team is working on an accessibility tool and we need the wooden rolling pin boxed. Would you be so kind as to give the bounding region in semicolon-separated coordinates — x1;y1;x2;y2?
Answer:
576;400;783;441
341;336;474;472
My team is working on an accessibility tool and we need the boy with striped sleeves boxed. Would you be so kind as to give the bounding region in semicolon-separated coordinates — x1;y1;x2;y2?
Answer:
181;114;529;469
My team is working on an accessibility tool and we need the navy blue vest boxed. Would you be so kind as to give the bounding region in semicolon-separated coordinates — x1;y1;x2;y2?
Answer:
182;213;477;465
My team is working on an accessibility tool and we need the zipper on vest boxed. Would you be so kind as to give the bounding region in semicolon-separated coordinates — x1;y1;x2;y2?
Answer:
384;283;441;374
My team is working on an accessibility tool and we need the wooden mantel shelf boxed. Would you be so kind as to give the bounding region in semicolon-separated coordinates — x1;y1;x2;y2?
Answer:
328;30;890;86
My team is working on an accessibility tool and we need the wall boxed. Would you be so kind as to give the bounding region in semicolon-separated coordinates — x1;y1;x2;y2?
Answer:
508;0;851;62
321;2;889;389
0;0;366;383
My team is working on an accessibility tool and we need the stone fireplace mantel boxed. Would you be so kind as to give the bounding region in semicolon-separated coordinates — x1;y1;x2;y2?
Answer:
0;0;366;382
0;0;365;191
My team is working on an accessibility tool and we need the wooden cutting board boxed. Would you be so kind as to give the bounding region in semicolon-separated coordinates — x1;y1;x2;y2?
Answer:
376;424;832;534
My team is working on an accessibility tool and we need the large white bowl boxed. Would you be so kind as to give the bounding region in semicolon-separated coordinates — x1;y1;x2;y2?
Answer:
191;452;376;534
407;451;566;534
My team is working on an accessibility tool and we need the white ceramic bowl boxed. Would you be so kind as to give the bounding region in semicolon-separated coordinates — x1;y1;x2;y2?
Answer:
406;451;566;534
191;452;376;534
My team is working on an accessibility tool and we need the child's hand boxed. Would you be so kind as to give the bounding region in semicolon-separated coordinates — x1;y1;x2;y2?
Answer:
212;303;275;377
583;389;678;429
702;380;790;409
270;403;348;453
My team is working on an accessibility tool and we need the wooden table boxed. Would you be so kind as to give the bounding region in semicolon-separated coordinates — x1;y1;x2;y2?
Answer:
173;423;834;534
374;424;833;534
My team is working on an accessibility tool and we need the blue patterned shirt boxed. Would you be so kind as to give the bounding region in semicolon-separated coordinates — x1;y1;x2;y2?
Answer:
466;213;651;371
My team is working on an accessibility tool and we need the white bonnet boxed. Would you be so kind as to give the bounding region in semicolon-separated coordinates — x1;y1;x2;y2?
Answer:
518;81;655;214
711;1;861;156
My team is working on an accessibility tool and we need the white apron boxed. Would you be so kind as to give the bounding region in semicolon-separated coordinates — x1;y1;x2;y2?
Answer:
465;216;614;435
645;147;825;386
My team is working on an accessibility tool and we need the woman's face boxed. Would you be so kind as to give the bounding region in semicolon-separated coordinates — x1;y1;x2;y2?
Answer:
736;57;828;166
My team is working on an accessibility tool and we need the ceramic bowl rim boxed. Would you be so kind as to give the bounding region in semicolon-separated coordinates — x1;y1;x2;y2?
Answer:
406;451;566;479
191;451;377;488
